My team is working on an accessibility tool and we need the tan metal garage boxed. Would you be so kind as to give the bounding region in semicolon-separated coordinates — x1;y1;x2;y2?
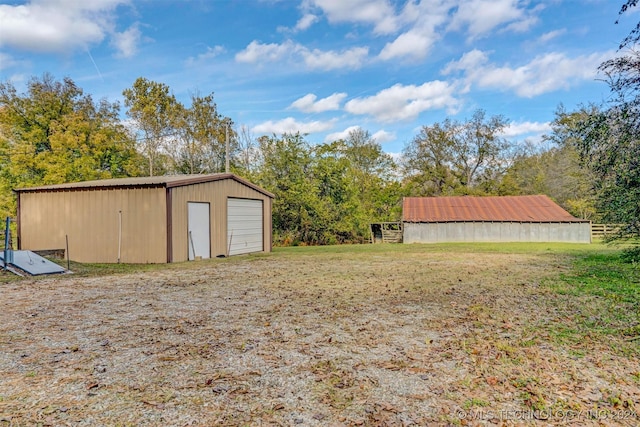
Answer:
15;173;274;263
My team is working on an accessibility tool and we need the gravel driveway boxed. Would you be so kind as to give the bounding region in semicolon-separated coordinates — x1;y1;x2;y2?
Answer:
0;247;638;426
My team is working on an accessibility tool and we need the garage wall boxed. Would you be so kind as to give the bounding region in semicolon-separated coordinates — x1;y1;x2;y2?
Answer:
403;222;592;244
18;187;168;263
170;180;272;262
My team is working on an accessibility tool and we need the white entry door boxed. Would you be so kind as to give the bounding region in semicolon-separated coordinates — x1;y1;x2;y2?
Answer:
188;202;210;260
227;198;263;255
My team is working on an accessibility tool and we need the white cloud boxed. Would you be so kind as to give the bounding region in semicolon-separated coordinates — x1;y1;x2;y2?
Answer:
324;126;394;144
0;52;20;71
235;40;298;63
301;46;368;70
537;29;566;43
324;125;362;142
378;0;452;61
387;151;402;162
251;117;336;135
290;92;347;113
379;30;435;61
448;0;536;38
305;0;399;34
443;49;612;98
501;121;551;138
186;45;226;66
236;40;368;71
344;81;459;122
443;48;489;73
111;24;141;58
503;14;538;33
0;0;130;54
295;13;319;31
277;12;319;33
372;129;395;144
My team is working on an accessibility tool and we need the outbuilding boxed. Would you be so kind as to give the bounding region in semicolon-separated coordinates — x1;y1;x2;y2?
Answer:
15;173;274;263
403;195;591;244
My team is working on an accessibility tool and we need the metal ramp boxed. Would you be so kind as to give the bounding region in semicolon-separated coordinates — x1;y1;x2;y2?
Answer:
1;250;66;276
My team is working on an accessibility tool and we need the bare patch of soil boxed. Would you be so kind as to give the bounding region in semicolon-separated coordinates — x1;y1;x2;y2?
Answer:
0;248;638;426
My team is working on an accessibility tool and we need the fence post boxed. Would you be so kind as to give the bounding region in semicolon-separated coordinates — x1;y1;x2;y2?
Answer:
4;217;10;270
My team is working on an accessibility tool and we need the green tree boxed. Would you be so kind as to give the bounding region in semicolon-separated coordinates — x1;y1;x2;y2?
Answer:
341;128;400;222
123;77;182;176
567;1;640;244
342;128;395;179
617;1;640;47
236;125;259;176
402;119;457;196
174;92;237;174
572;105;639;237
312;141;361;243
402;110;510;196
252;131;400;245
451;110;511;191
500;144;597;219
254;134;326;245
543;107;598;219
0;74;142;218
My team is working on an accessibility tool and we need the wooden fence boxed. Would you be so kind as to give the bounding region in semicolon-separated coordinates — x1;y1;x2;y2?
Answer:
591;224;624;240
370;222;403;244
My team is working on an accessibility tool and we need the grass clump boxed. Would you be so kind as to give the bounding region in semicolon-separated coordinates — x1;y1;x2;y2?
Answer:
621;246;640;264
547;250;640;350
555;252;639;305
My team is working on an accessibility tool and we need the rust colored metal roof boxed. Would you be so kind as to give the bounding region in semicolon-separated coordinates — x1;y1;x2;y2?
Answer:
14;173;274;198
402;195;587;223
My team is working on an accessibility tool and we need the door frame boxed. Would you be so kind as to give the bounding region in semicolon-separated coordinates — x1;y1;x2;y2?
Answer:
187;201;211;260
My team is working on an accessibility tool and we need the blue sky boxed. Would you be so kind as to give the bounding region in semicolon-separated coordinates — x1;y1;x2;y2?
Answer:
0;0;634;155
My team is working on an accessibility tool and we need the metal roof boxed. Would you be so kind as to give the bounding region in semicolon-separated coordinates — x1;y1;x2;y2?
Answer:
14;173;274;198
402;195;587;223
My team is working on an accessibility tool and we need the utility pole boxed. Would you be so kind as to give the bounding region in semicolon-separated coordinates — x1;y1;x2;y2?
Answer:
225;121;230;173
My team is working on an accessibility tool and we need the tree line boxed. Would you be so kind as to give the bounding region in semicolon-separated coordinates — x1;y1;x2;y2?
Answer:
0;74;598;245
1;0;639;247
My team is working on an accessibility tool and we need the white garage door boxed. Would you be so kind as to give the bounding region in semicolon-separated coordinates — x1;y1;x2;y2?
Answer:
227;198;263;256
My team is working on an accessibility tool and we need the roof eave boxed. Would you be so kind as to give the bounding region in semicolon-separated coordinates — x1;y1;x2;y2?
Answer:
13;173;275;199
165;173;275;198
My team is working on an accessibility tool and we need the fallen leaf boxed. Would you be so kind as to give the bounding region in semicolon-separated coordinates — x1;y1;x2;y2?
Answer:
486;376;499;386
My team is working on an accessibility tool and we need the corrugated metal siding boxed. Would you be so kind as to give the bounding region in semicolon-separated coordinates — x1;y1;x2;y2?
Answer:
403;195;587;223
403;222;592;243
170;180;272;262
19;187;167;263
227;199;264;255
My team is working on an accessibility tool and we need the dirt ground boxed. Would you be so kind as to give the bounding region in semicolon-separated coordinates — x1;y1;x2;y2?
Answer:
0;247;639;426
